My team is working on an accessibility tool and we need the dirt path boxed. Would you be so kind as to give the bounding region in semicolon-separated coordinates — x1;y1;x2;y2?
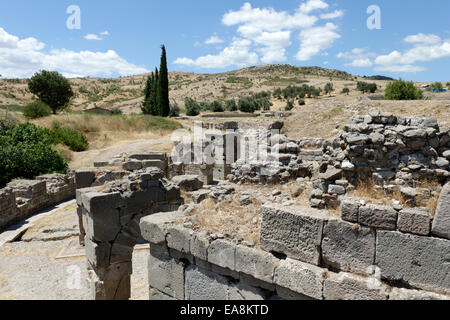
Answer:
0;201;149;300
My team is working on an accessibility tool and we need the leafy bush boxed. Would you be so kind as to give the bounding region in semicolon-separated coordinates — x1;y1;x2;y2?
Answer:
28;70;74;114
324;83;334;96
169;102;180;117
384;80;423;100
23;101;52;119
238;97;257;113
51;123;89;152
357;81;377;94
341;87;350;95
285;100;294;111
431;82;443;91
225;100;237;112
0;123;68;187
210;101;224;113
184;97;200;116
298;98;305;106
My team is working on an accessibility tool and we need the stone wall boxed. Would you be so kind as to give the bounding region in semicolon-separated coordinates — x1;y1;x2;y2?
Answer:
77;167;183;300
140;199;450;300
0;173;76;230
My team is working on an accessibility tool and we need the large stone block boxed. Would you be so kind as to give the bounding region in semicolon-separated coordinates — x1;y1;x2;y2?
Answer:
140;211;184;244
172;175;204;192
75;168;95;189
389;288;450;300
273;258;326;300
87;209;121;242
431;182;450;239
322;219;375;274
235;245;279;283
228;281;267;300
323;272;389;300
149;287;177;300
85;238;111;268
208;240;236;270
260;204;327;265
376;230;450;294
148;244;185;299
398;208;431;236
340;199;360;223
184;265;229;300
359;204;397;230
81;191;125;215
190;232;210;261
166;226;192;254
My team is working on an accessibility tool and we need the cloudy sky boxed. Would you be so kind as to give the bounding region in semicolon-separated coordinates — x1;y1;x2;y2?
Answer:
0;0;449;81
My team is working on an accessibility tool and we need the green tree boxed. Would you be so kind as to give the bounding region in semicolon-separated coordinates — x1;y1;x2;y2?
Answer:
384;79;423;100
285;100;294;111
23;101;52;119
28;70;74;114
225;100;237;111
357;81;377;94
431;82;443;91
141;74;153;114
324;83;334;96
157;45;170;117
184;97;200;116
341;87;350;95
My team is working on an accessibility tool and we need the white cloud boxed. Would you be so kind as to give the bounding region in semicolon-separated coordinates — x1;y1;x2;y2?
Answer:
100;31;109;36
320;10;343;19
337;47;375;67
84;34;102;41
374;65;427;73
299;0;328;14
404;33;441;45
374;33;450;73
175;1;343;68
0;27;147;78
205;35;224;45
174;37;258;69
295;23;340;61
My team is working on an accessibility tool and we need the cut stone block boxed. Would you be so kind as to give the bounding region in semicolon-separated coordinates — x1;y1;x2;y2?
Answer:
166;226;192;254
340;199;360;223
208;239;236;270
172;175;204;192
149;287;177;300
260;204;327;265
148;244;185;300
184;265;229;300
389;287;450;300
398;208;431;236
87;209;121;242
190;232;210;261
140;211;184;244
273;258;326;300
376;230;450;294
235;245;279;283
75;168;95;189
323;272;389;300
81;191;125;215
431;182;450;239
85;238;111;268
359;204;397;230
322;219;375;274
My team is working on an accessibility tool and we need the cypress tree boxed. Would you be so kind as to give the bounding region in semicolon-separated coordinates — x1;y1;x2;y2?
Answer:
141;74;153;114
152;68;159;116
157;45;170;117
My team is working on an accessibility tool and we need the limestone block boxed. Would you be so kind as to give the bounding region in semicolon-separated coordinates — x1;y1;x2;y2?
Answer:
122;161;143;171
140;211;184;244
341;199;360;223
190;232;210;261
228;282;267;300
172;175;204;191
359;204;397;230
235;245;279;283
389;287;450;300
148;244;185;299
323;272;389;300
398;208;431;236
166;226;192;254
184;265;230;300
87;209;121;242
85;238;111;268
260;204;327;265
376;230;450;293
208;239;236;271
75;168;95;189
274;286;314;300
431;182;450;239
322;219;376;274
81;191;124;215
273;258;326;300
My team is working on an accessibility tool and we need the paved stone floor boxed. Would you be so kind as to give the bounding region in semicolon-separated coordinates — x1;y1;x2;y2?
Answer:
0;201;149;300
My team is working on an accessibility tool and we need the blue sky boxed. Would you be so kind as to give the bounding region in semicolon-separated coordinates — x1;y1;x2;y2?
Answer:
0;0;449;81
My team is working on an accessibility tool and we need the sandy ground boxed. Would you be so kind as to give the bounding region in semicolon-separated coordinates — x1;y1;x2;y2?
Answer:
0;201;149;300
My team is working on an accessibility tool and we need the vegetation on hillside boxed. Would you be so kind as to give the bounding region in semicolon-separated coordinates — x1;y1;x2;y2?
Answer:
384;80;423;100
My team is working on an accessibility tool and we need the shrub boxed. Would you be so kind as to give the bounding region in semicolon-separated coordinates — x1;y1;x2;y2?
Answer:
225;100;237;112
23;101;52;119
341;87;350;95
298;98;306;106
384;80;423;100
28;70;74;114
112;107;123;115
210;101;224;113
169;102;180;117
324;83;334;96
238;97;257;113
0;123;68;187
285;100;294;111
357;81;377;94
431;82;443;91
184;97;200;116
51;123;89;152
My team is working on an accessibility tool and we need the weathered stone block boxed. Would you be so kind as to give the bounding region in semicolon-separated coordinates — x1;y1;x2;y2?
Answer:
389;287;450;300
398;208;431;236
87;209;121;242
208;239;236;270
190;232;210;261
341;199;360;223
172;175;204;191
273;258;326;300
431;182;450;239
274;286;313;300
235;245;279;283
166;226;192;254
148;244;185;299
140;211;184;245
260;204;327;265
359;204;397;230
228;281;267;300
323;272;389;300
376;230;450;294
85;238;111;268
75;168;95;189
184;265;230;300
81;191;124;215
322;219;375;274
149;287;177;300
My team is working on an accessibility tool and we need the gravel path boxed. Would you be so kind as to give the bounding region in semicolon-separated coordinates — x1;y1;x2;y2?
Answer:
0;201;149;300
